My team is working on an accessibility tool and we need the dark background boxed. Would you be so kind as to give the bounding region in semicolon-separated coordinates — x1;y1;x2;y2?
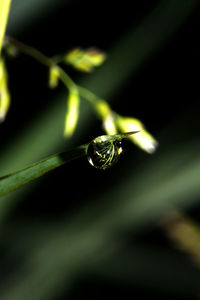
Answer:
0;0;200;299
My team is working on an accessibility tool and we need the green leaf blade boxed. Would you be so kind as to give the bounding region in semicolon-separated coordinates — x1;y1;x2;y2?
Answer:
0;145;87;197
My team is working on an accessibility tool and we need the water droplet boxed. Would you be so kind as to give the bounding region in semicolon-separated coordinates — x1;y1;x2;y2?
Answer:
87;135;123;170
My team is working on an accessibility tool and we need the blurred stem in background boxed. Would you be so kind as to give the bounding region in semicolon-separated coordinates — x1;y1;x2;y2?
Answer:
162;211;200;265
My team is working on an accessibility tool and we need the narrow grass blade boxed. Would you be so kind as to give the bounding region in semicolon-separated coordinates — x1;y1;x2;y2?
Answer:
0;144;87;197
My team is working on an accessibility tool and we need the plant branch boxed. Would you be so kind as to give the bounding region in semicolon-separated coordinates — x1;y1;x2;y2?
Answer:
56;66;77;91
77;85;99;104
5;36;53;67
6;36;102;103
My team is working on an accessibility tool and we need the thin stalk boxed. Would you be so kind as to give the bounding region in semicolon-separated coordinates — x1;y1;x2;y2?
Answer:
6;37;101;103
77;85;99;104
5;36;53;67
56;66;77;91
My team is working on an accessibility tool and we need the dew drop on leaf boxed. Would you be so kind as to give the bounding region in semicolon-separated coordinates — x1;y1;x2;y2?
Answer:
87;135;123;170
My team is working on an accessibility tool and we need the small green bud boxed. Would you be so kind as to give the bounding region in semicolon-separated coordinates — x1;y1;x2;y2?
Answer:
64;48;106;72
64;89;80;137
49;65;60;89
0;58;10;122
116;116;158;154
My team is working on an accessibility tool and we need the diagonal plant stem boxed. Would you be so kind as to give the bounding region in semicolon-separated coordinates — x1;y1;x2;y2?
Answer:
5;36;53;66
56;66;77;91
5;36;102;104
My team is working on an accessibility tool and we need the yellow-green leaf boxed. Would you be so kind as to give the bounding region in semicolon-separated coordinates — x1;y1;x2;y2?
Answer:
64;48;106;72
116;115;158;154
0;58;10;121
64;90;80;137
0;0;12;55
